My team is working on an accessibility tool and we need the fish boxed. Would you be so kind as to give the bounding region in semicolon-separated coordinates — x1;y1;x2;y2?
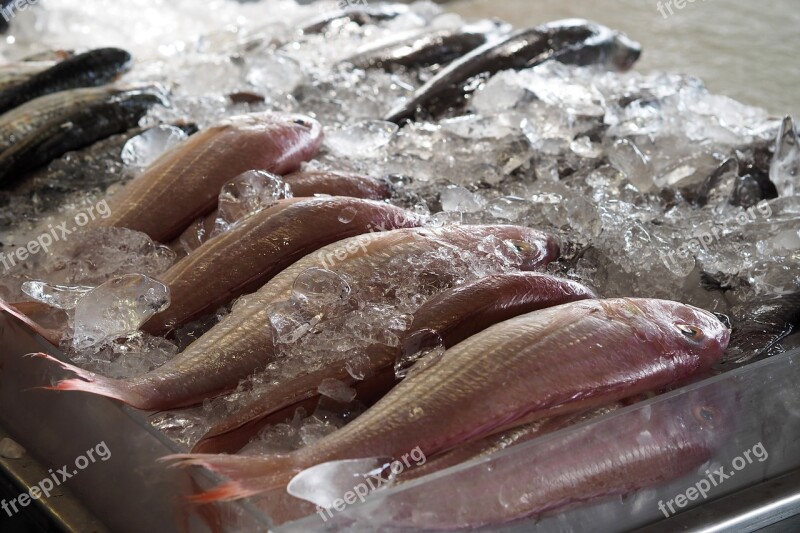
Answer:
143;197;426;335
0;85;151;154
93;112;324;243
0;88;165;183
170;170;393;254
164;297;729;502
300;5;408;35
0;48;132;116
37;225;558;411
283;170;391;200
382;387;733;529
401;404;624;482
343;22;502;72
717;292;800;368
1;123;197;225
19;49;75;62
385;19;641;123
0;61;57;93
192;272;596;454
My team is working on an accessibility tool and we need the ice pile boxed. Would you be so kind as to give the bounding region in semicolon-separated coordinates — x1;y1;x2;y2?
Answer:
1;0;798;462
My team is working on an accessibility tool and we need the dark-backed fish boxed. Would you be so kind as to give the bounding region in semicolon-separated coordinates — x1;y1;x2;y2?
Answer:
343;22;502;72
385;19;641;123
0;61;56;92
0;48;132;116
0;88;164;183
300;5;408;35
165;297;729;501
0;85;149;154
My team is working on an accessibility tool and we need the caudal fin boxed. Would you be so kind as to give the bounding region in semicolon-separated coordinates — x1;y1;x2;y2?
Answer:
160;453;301;503
31;353;151;409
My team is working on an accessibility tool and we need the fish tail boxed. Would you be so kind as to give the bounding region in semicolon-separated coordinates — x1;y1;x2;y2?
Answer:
31;352;150;408
160;453;301;502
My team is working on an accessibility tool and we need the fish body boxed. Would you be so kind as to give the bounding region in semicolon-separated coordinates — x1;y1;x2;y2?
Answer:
0;61;57;92
344;24;499;72
167;297;729;501
171;171;392;253
94;112;323;243
192;272;594;453
283;170;391;200
388;388;733;529
402;404;624;482
0;89;164;183
0;48;132;115
300;5;408;35
0;86;143;154
144;197;426;335
385;19;641;123
42;226;557;410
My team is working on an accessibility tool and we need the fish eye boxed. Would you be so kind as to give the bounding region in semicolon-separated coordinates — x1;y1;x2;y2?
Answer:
693;405;718;423
676;324;703;339
508;240;532;254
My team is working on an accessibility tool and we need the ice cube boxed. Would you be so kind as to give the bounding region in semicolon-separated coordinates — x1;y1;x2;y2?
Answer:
21;281;93;310
325;120;399;158
317;378;357;404
291;268;351;309
72;274;170;351
41;228;176;286
246;54;305;93
214;170;292;233
608;138;653;192
770;116;800;197
440;186;485;213
121;125;188;170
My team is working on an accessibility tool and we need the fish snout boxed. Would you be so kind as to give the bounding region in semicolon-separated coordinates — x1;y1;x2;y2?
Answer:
612;33;642;70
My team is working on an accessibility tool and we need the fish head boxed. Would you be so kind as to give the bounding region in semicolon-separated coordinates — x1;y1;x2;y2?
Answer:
616;298;731;371
608;31;641;71
672;381;740;453
96;47;134;75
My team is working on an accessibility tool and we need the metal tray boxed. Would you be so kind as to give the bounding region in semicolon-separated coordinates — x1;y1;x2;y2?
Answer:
2;306;799;532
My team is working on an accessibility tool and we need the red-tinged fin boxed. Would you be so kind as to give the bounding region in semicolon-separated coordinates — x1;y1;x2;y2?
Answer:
160;453;301;502
31;352;150;408
0;300;61;346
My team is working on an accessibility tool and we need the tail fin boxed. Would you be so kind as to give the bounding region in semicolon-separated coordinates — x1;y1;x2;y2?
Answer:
30;353;150;409
160;453;301;503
